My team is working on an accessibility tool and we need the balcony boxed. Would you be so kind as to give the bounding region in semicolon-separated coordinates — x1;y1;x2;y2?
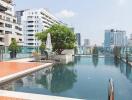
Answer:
0;4;7;11
0;33;4;37
0;37;4;45
1;0;12;4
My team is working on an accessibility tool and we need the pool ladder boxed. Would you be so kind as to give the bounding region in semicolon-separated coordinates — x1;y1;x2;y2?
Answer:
108;78;114;100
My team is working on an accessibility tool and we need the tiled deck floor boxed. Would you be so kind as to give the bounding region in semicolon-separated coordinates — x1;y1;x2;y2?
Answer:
0;96;24;100
0;62;42;78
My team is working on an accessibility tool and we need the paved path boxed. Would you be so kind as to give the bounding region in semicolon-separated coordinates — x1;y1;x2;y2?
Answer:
0;62;42;78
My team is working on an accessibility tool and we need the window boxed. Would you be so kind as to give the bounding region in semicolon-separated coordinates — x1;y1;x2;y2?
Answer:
27;25;34;27
6;17;10;21
28;39;34;41
5;24;12;28
27;21;34;23
15;26;22;31
27;16;33;18
27;34;34;36
27;30;34;32
13;19;16;23
5;31;12;34
28;43;34;45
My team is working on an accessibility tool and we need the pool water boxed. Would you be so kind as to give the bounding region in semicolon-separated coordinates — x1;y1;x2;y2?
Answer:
0;56;132;100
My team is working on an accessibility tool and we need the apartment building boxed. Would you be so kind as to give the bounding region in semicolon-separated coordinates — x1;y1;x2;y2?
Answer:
0;0;23;46
17;8;61;52
84;39;90;47
104;29;127;48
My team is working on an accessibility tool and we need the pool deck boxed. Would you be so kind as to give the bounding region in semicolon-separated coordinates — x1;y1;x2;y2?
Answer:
0;61;52;84
0;90;81;100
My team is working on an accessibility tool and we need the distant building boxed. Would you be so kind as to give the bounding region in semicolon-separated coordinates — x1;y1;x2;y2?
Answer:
76;33;81;46
16;8;61;52
104;29;127;48
128;34;132;46
0;0;23;46
84;39;90;47
15;10;28;24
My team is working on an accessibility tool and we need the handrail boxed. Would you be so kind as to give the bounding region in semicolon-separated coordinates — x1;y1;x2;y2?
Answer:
108;78;114;100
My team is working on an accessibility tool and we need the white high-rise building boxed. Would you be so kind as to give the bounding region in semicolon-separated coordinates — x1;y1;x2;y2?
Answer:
104;29;127;48
84;39;90;47
0;0;23;46
128;34;132;46
18;8;61;52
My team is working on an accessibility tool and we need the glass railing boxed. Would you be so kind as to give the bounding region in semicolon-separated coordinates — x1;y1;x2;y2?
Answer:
75;46;132;60
0;46;39;61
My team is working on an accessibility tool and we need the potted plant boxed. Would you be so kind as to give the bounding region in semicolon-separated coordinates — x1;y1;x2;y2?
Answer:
39;42;45;55
8;38;19;58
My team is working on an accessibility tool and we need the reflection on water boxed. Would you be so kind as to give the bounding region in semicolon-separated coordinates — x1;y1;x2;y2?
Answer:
104;56;132;82
92;55;99;67
0;63;77;94
0;56;132;100
104;56;114;65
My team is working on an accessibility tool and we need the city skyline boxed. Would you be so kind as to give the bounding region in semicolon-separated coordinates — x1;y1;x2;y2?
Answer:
14;0;132;45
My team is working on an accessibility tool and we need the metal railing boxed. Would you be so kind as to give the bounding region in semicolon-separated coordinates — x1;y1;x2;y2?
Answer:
0;46;39;61
108;79;114;100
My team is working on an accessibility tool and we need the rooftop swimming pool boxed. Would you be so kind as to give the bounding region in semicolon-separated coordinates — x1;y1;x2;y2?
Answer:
0;56;132;100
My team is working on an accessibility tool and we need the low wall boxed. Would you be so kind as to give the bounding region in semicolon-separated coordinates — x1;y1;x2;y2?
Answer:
61;49;75;55
55;54;73;64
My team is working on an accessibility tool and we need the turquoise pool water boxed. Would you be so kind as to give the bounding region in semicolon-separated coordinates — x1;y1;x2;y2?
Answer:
1;56;132;100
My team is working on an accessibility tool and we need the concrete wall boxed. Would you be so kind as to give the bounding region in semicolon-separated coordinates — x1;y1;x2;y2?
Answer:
61;49;75;55
55;54;73;64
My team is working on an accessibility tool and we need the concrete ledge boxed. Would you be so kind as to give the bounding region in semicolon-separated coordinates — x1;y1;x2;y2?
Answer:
0;90;81;100
6;58;34;62
55;54;73;64
0;63;52;84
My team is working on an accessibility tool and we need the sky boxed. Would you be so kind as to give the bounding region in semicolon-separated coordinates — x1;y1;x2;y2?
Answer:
14;0;132;46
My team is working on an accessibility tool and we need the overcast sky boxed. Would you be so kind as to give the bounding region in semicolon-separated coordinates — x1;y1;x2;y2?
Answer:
14;0;132;46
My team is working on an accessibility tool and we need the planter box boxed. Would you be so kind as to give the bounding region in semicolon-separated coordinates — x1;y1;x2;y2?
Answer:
61;49;75;55
55;54;73;64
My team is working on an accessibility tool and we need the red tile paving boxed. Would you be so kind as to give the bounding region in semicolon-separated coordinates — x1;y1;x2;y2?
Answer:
0;96;25;100
0;62;43;78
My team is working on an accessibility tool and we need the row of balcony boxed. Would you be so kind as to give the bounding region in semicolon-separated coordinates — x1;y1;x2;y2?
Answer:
1;0;12;4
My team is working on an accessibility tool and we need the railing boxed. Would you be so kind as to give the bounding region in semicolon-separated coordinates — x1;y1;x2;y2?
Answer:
0;46;4;61
108;79;114;100
0;46;40;61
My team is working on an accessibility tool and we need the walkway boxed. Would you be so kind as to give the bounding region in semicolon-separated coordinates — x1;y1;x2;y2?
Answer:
0;90;80;100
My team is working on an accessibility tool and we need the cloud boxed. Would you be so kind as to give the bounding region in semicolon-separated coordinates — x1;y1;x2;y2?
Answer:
118;0;126;6
55;10;76;19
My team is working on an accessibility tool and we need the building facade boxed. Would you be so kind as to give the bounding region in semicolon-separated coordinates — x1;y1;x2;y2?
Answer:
18;8;61;52
84;39;90;47
128;34;132;46
0;0;23;46
104;29;127;48
76;33;81;46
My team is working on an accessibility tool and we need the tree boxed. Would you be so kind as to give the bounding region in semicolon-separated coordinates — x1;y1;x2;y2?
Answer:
92;45;99;67
113;46;121;58
35;24;76;54
8;38;20;58
39;42;45;54
92;45;99;56
36;64;77;93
